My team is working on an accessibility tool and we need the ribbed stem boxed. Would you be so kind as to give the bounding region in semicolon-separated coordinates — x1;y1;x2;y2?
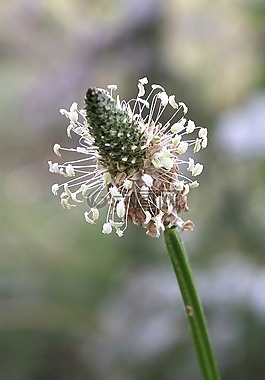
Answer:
164;227;221;380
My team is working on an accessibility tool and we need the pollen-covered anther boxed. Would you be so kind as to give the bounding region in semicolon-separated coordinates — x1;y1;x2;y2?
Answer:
53;144;61;157
65;164;75;177
116;199;126;218
142;174;153;188
102;222;112;234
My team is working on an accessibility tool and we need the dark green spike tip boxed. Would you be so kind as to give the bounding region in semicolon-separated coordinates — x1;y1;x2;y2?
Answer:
84;87;146;175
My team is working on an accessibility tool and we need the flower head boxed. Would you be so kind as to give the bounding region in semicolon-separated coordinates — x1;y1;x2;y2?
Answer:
49;77;207;237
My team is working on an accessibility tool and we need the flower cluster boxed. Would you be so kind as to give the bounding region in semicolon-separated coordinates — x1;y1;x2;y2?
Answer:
48;77;207;237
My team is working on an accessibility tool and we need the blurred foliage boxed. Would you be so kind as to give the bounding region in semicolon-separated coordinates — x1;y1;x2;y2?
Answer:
1;0;265;379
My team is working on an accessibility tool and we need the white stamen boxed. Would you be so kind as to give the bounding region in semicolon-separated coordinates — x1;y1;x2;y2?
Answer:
140;185;149;199
84;212;95;224
179;102;188;114
189;181;199;188
102;222;112;234
53;144;61;157
194;138;201;153
65;164;75;177
192;163;204;176
177;141;188;155
142;174;153;188
107;84;118;91
202;136;208;149
91;208;99;220
158;91;168;107
116;199;125;218
169;95;178;109
172;135;181;147
124;179;133;190
186;120;196;134
144;211;152;224
51;183;59;195
199;127;208;138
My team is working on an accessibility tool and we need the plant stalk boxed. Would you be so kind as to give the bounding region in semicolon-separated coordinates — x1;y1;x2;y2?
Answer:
164;227;221;380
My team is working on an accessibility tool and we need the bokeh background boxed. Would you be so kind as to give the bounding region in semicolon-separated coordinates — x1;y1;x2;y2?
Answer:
1;0;265;379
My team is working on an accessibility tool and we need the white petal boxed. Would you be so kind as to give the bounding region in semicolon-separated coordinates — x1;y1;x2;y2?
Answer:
53;144;61;157
169;95;178;109
51;183;59;195
116;200;125;218
142;174;153;188
65;164;75;177
186;120;196;134
102;222;112;234
192;163;204;176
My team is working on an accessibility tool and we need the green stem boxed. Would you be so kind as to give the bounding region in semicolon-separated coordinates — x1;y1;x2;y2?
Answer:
164;227;221;380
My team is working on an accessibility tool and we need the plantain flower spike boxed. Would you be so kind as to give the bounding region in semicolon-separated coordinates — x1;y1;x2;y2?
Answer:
48;77;208;237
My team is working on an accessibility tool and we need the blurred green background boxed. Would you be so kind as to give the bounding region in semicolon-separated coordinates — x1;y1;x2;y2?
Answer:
1;0;265;379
